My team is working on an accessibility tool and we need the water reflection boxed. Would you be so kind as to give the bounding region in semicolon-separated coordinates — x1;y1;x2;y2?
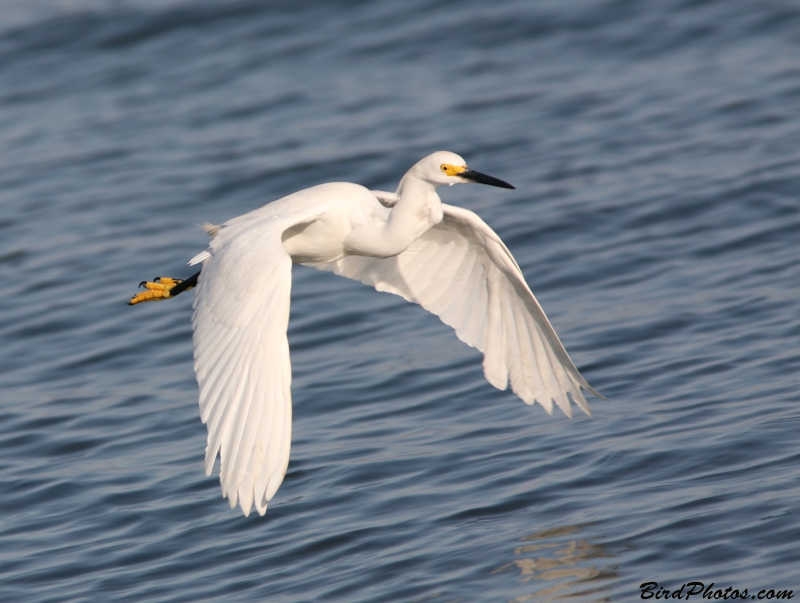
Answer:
493;524;621;602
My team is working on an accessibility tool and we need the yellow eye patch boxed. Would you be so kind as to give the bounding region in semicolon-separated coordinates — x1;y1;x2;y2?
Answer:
440;163;467;175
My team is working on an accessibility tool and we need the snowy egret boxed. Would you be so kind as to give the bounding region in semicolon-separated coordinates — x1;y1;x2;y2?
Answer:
130;151;604;516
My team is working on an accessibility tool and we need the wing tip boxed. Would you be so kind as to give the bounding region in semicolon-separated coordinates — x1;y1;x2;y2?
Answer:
584;384;609;402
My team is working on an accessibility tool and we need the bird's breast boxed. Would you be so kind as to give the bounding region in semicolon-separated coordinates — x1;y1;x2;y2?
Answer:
422;200;444;225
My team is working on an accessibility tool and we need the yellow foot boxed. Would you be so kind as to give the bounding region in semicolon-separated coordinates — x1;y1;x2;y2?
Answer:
129;277;185;305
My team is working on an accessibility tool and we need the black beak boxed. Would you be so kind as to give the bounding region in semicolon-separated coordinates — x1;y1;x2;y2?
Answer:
459;169;515;189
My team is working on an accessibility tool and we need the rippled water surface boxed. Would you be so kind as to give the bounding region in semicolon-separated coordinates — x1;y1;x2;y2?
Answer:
2;1;800;601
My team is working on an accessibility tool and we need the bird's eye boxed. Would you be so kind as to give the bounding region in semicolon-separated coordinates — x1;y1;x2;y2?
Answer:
441;164;449;172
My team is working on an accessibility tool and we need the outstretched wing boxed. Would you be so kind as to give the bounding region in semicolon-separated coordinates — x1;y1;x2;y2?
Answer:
190;211;318;516
309;203;602;417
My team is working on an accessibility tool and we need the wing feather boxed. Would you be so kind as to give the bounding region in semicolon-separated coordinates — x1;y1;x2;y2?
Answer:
192;209;319;516
309;203;602;415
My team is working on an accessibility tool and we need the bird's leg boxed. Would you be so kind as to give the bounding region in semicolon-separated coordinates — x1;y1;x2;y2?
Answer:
128;271;200;305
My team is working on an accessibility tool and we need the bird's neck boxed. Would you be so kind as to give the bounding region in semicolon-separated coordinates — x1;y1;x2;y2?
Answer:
343;173;443;258
380;175;443;254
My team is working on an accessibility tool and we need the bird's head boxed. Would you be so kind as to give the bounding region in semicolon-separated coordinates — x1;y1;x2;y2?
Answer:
414;151;515;190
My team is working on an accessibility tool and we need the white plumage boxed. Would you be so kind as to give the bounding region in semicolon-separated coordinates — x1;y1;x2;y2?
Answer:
182;151;602;516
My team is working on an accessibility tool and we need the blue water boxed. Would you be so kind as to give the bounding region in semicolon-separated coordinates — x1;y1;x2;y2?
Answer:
2;1;799;600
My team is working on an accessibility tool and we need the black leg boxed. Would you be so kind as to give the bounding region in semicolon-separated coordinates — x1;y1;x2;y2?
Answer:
169;271;201;297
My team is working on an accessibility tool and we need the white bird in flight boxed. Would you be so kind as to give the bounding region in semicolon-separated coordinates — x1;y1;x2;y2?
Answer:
130;151;604;517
